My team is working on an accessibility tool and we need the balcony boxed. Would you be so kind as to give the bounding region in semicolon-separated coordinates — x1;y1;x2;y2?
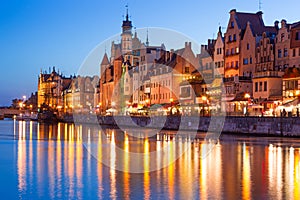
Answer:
223;76;252;83
253;71;283;78
225;52;240;57
225;65;239;71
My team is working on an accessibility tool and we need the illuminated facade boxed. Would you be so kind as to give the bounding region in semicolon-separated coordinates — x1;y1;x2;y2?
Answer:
38;67;72;112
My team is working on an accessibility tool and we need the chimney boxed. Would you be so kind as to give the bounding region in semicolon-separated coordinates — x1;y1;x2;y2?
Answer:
230;9;236;14
274;20;279;30
281;19;287;28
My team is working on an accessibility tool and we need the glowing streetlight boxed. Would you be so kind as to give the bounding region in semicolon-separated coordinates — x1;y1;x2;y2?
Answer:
244;93;251;116
201;96;208;116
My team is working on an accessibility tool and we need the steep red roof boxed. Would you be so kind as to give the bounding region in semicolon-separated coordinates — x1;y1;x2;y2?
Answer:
235;12;264;33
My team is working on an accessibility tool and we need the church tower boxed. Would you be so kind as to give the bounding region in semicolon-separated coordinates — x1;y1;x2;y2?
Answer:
121;5;133;54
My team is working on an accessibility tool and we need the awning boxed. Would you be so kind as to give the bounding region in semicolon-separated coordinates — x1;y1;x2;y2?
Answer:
211;78;222;88
250;104;264;109
283;98;299;106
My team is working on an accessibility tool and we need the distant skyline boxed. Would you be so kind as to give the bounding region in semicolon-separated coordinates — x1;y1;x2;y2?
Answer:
0;0;299;106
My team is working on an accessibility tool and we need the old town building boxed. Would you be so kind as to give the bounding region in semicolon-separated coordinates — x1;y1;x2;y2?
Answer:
222;9;278;115
38;67;72;113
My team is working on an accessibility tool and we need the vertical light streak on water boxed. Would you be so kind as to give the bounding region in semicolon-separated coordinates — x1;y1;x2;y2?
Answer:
268;144;275;197
167;138;174;200
144;137;150;200
214;141;222;199
242;142;251;200
64;123;68;141
110;131;116;200
294;150;300;199
156;138;161;172
37;123;40;140
123;132;130;200
276;147;283;199
36;122;42;197
67;124;75;199
179;137;188;199
48;127;55;199
200;142;208;200
288;147;295;200
22;121;26;139
28;121;33;193
97;130;103;199
87;127;91;184
75;125;83;199
193;140;199;199
56;123;62;199
48;124;52;140
155;137;161;196
13;118;16;138
17;121;26;195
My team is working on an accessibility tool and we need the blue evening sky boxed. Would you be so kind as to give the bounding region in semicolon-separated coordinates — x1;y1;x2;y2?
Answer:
0;0;299;106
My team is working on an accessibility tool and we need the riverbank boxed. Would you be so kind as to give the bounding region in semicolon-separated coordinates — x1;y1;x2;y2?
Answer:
55;115;300;137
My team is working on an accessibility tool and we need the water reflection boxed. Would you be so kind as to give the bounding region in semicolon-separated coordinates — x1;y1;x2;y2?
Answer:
8;121;300;199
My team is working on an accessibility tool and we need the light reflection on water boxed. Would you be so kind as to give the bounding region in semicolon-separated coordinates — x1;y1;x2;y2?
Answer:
0;119;300;199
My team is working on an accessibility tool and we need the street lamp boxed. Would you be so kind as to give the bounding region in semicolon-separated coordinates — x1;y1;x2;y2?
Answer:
170;98;174;115
201;96;207;116
244;93;250;116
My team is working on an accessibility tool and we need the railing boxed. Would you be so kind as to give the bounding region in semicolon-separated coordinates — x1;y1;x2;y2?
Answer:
224;65;239;71
223;76;251;83
223;77;235;83
253;71;283;78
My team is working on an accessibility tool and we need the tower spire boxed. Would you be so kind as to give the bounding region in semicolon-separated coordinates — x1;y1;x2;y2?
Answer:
146;28;149;46
125;3;129;21
259;0;262;11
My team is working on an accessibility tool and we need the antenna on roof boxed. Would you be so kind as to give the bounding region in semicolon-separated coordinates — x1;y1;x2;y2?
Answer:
259;0;262;11
146;28;149;46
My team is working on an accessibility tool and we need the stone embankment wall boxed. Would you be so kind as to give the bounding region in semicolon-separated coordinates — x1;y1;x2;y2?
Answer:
63;115;300;137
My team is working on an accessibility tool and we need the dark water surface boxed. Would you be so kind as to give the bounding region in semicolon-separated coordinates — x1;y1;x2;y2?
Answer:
0;119;300;199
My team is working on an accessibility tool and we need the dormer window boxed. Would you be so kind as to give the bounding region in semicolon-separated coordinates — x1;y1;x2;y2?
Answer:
296;31;300;40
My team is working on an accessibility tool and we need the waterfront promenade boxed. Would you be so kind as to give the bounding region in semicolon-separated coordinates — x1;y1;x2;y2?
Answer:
56;114;300;137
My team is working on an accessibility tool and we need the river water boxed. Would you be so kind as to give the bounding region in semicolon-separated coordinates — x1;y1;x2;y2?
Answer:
0;119;300;199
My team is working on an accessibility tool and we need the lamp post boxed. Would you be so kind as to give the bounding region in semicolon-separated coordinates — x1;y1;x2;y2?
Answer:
201;96;207;116
244;93;250;116
170;98;174;115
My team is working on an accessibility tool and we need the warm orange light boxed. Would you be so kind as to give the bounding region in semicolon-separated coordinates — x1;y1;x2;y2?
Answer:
244;93;250;99
202;96;207;101
170;98;174;103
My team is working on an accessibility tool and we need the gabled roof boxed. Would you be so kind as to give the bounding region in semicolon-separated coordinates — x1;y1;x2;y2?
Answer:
235;11;264;33
101;53;109;65
291;21;300;29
